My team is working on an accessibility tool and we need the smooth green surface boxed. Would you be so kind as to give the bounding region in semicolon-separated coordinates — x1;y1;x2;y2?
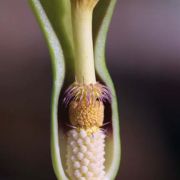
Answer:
40;0;74;81
93;1;121;179
29;0;120;179
71;8;96;84
29;1;67;179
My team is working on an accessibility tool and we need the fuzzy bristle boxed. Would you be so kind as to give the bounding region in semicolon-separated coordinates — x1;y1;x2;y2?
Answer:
63;82;111;107
66;129;106;180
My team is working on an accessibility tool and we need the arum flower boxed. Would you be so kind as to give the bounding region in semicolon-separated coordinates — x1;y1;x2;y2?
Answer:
29;0;120;179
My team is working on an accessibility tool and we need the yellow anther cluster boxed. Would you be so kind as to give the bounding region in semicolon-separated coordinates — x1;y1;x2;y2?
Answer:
69;100;104;133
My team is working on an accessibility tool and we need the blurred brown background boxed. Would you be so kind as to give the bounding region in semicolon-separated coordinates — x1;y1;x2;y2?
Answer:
0;0;180;179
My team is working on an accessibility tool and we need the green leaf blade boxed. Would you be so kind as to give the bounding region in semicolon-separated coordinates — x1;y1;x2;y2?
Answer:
29;0;68;179
39;0;74;81
93;0;121;179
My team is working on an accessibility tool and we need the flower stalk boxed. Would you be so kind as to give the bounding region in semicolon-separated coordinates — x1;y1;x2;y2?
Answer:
71;0;99;84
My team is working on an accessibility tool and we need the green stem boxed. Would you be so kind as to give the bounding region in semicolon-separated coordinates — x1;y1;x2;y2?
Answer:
71;4;96;84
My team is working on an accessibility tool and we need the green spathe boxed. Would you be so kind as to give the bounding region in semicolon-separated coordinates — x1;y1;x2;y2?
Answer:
29;0;120;179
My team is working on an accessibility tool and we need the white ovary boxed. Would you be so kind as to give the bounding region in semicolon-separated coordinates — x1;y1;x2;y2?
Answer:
66;129;106;180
